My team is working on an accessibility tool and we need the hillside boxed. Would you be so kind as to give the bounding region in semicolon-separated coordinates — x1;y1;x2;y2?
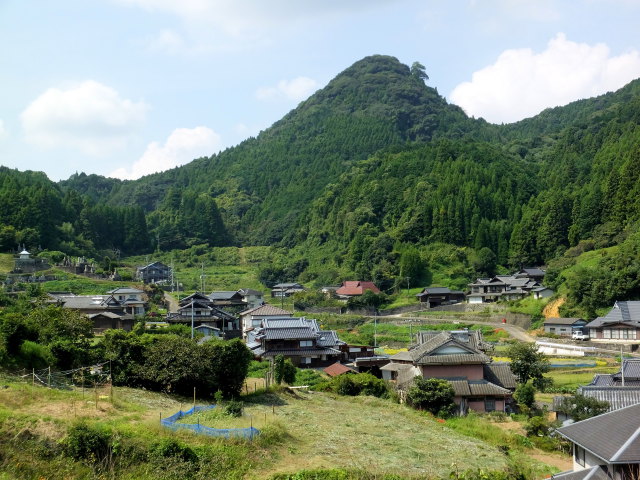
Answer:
0;376;559;479
2;55;640;310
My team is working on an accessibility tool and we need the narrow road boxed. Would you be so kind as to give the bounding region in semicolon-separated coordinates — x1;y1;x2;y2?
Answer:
163;291;179;312
374;314;536;343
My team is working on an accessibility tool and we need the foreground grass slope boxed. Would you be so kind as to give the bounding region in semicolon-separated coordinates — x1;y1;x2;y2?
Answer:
0;374;560;479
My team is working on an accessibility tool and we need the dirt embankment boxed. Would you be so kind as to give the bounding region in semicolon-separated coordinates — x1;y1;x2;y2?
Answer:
543;297;565;319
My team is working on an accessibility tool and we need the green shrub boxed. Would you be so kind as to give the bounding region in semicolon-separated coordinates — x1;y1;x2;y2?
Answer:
63;422;112;463
151;438;197;463
224;400;244;417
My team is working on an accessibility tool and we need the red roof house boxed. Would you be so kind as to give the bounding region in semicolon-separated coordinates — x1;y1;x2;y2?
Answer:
336;281;381;297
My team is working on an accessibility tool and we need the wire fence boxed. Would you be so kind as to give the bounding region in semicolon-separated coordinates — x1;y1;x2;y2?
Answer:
161;405;260;440
17;362;112;390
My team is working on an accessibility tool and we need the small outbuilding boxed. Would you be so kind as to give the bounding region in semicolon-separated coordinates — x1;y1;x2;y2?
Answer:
543;318;587;336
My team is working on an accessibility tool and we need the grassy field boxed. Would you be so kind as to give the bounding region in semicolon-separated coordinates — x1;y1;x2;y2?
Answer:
0;373;563;479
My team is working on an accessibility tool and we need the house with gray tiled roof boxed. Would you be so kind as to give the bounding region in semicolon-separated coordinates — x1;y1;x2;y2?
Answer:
585;301;640;342
165;291;238;334
239;304;293;338
552;403;640;480
246;317;344;368
467;268;550;304
382;330;516;414
52;292;140;333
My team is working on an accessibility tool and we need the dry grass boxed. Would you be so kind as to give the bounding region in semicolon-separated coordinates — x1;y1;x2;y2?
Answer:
189;389;509;478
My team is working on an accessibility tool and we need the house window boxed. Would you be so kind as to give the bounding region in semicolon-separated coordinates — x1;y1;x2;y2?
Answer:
590;329;597;339
484;398;495;412
575;445;585;467
549;327;556;332
604;329;611;339
301;357;312;364
300;340;313;347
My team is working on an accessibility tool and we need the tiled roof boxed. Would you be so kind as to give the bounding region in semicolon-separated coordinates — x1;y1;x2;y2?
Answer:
88;312;123;319
556;403;640;463
551;466;609;480
262;348;341;357
586;301;640;328
239;304;292;316
323;362;356;377
578;386;640;411
336;281;380;296
260;327;317;340
405;332;490;365
263;318;309;329
544;317;585;326
208;291;243;300
483;363;517;390
107;287;144;294
238;288;263;296
317;330;345;347
468;380;511;396
417;353;490;365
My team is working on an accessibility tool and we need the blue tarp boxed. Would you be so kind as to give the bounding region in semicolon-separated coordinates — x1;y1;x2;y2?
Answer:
161;405;260;439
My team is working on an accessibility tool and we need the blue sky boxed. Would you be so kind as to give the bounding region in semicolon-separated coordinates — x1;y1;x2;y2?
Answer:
1;0;640;181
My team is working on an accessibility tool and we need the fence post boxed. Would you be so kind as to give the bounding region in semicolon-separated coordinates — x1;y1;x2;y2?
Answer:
32;368;35;387
47;366;51;388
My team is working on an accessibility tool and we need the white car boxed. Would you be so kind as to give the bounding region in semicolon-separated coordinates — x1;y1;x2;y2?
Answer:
572;331;589;341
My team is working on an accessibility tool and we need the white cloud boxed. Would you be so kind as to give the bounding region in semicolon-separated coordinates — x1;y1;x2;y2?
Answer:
450;33;640;123
256;77;319;102
21;81;147;155
110;126;221;180
148;29;187;54
114;0;391;52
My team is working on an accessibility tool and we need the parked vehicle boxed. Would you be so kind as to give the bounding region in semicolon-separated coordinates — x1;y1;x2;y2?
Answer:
572;330;589;341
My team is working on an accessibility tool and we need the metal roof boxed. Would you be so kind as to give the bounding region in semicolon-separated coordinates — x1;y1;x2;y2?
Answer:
551;466;609;480
556;403;640;464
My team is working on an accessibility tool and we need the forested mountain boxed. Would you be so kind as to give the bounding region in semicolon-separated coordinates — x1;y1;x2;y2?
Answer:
4;55;640;307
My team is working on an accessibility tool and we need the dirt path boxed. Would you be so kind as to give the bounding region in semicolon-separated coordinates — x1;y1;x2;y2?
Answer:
163;291;179;312
377;314;536;343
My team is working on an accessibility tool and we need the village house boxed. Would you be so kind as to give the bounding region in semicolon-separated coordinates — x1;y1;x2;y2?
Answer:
246;317;344;367
136;261;172;284
335;281;381;299
237;288;264;309
543;318;587;336
415;287;465;308
239;304;293;338
106;287;146;316
382;330;516;414
165;292;238;334
50;290;147;333
270;282;305;298
584;301;640;342
553;403;640;480
467;268;550;304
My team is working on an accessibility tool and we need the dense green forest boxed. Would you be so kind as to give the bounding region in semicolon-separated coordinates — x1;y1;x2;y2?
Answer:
4;55;640;315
